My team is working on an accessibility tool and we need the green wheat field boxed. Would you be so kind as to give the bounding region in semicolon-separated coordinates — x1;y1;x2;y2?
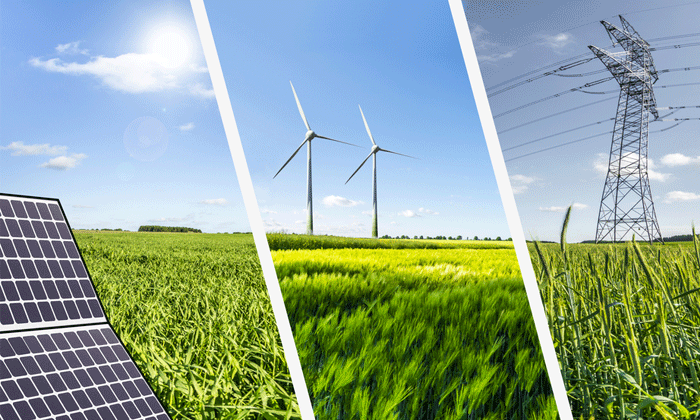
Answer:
74;231;299;420
531;210;700;419
269;233;557;420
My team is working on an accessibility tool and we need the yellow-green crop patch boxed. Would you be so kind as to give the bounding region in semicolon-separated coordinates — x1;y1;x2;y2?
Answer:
74;231;299;420
271;234;557;420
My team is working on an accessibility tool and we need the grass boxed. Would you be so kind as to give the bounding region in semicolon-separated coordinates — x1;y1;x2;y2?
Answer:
270;234;557;419
74;231;299;420
531;208;700;419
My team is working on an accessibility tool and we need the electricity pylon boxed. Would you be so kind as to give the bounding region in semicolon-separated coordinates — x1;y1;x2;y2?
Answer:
589;16;663;244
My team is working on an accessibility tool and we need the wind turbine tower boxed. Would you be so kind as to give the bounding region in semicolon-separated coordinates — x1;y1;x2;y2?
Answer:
274;81;357;235
346;105;415;238
589;16;663;244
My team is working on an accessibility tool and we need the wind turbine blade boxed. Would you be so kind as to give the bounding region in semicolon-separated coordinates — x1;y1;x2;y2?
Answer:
345;151;374;184
358;105;376;145
379;148;418;159
290;81;311;131
273;138;308;178
315;135;361;147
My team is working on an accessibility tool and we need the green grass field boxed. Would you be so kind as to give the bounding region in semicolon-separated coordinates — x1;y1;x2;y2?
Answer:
271;234;557;420
74;231;299;420
531;211;700;419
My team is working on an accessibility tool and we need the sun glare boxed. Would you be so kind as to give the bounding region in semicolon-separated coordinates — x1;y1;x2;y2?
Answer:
145;22;193;69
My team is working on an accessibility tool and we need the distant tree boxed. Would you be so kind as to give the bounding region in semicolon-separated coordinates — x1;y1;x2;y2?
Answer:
496;236;502;241
381;234;391;239
456;235;462;240
473;236;479;240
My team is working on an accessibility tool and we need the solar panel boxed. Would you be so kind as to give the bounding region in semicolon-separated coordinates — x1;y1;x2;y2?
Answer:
1;194;170;419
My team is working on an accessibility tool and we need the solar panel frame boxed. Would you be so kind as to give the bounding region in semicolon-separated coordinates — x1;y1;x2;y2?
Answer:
0;193;172;420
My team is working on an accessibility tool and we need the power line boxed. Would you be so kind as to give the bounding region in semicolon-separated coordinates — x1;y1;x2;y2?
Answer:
493;77;615;118
493;73;700;119
504;131;611;162
502;118;615;152
498;97;617;134
487;38;700;97
488;58;596;97
503;110;682;152
504;121;695;162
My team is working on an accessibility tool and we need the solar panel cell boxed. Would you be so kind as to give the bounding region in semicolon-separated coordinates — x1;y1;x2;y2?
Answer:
31;222;47;239
25;303;42;323
48;204;63;222
1;240;16;258
13;400;34;420
0;403;20;420
0;200;14;218
18;221;34;239
5;220;21;238
35;203;51;220
24;203;40;220
10;202;27;220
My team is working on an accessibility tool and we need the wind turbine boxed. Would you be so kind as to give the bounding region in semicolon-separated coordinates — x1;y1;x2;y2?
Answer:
274;81;358;235
346;105;416;238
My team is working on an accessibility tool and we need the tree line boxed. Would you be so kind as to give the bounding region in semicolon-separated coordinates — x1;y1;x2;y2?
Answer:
138;225;202;233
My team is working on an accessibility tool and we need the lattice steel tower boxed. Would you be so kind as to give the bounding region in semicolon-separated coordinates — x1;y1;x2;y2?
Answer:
589;16;663;243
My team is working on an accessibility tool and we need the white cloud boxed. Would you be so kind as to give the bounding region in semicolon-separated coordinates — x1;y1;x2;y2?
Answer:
400;210;420;218
539;203;588;213
179;122;195;132
593;153;669;182
418;207;439;215
470;24;516;63
188;83;216;99
55;41;89;55
200;198;228;206
30;45;213;98
40;153;87;170
148;213;196;224
2;141;68;156
263;219;283;228
260;209;277;215
322;195;362;207
664;191;700;203
509;173;537;194
660;153;700;167
539;206;567;213
538;33;575;52
510;174;535;184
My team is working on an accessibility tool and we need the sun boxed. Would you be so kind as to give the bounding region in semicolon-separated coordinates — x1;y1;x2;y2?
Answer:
145;22;193;69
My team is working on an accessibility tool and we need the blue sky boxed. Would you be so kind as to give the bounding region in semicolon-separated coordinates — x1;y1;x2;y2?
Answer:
1;1;252;233
202;1;510;238
463;0;700;242
2;1;510;239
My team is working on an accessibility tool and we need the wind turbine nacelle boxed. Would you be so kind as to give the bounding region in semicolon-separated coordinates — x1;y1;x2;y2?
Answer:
371;145;379;153
305;130;316;140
